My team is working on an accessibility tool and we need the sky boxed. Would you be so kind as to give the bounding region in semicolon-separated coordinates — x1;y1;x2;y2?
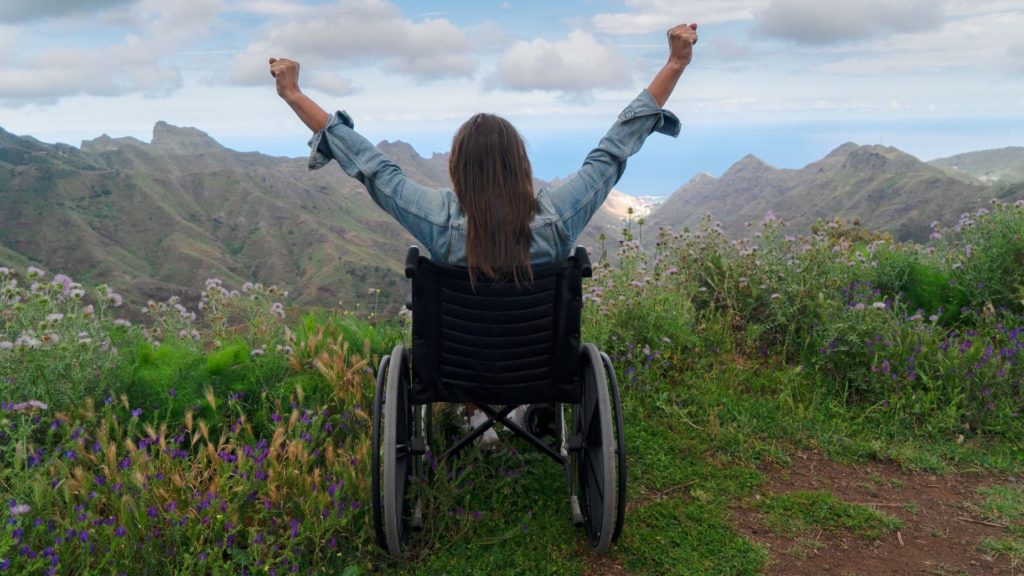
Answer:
1;0;1023;197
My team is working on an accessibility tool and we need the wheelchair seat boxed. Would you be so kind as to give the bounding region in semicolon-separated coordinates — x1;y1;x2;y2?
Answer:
371;246;626;559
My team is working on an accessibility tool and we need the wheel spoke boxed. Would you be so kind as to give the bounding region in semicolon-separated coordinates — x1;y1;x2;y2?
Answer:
584;450;605;502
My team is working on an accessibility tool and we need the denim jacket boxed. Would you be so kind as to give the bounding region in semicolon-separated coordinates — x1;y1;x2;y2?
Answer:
308;89;680;265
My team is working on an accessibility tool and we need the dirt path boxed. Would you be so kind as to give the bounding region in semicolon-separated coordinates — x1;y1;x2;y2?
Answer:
734;452;1019;576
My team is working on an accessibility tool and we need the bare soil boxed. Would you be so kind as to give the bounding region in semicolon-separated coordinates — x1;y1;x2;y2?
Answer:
734;451;1021;576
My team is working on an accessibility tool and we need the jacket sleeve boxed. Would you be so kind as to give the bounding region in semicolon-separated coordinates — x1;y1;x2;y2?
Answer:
308;111;452;252
545;89;680;244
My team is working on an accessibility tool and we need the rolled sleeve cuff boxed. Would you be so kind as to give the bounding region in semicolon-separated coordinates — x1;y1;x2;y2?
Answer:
307;110;356;170
618;89;681;138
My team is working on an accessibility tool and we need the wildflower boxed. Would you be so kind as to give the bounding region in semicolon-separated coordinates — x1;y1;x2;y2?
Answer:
105;287;123;307
52;274;73;298
27;266;46;279
46;313;64;323
131;408;143;418
77;332;92;345
270;302;285;319
872;302;886;310
250;347;265;357
9;503;30;516
82;304;95;318
113;319;131;328
70;288;85;299
10;401;48;412
0;341;12;351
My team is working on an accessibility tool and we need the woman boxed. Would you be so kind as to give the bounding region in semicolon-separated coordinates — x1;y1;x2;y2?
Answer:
270;22;697;443
269;22;696;273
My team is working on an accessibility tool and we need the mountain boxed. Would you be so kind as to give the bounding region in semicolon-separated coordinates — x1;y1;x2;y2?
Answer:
647;143;1021;242
929;147;1024;184
0;123;438;311
0;123;628;311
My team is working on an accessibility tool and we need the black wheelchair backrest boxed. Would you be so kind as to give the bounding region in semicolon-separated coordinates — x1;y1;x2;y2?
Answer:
405;246;591;405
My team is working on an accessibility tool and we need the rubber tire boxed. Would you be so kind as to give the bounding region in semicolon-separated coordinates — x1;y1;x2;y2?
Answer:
371;354;390;550
572;343;617;553
601;351;627;544
383;345;413;559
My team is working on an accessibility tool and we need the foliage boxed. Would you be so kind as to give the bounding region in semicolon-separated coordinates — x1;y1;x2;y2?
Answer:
2;200;1024;572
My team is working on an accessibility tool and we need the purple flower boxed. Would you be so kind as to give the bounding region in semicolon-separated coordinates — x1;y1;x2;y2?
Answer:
289;518;300;539
131;408;143;418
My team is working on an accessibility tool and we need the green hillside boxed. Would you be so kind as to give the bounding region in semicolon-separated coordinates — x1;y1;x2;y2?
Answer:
930;146;1024;184
647;143;1021;242
0;124;448;312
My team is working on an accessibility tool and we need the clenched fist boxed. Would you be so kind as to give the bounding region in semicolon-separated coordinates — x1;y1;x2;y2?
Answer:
269;57;302;100
667;23;698;69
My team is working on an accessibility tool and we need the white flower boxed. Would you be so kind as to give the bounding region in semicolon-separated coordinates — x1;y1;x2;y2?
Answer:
27;266;46;279
242;282;254;292
854;303;865;310
46;313;64;323
82;305;94;318
872;302;887;310
70;288;85;299
11;400;47;412
0;341;13;351
0;267;9;276
8;503;30;516
251;346;265;357
16;333;41;348
770;293;781;299
113;319;132;328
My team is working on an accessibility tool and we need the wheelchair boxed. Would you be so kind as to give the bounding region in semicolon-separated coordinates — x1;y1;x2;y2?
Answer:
371;246;626;559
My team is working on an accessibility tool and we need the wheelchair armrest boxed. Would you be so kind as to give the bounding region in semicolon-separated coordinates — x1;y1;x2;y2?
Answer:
404;246;420;279
574;246;592;278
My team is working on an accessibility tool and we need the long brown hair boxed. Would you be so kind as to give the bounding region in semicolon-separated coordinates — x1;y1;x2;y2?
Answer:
449;113;536;284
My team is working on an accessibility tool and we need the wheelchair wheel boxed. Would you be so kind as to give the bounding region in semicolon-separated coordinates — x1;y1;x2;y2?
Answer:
570;343;618;553
371;354;391;550
600;351;627;544
381;345;415;559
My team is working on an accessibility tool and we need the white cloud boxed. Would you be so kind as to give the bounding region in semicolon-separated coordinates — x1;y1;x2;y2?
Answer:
0;0;221;106
0;0;137;23
755;0;946;44
814;10;1024;75
494;30;633;94
593;0;766;35
229;0;475;85
306;72;355;96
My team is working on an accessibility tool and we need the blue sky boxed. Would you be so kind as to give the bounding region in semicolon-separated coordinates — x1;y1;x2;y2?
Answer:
1;0;1023;197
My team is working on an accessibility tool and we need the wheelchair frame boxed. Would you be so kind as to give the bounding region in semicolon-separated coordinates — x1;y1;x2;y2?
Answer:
371;246;626;559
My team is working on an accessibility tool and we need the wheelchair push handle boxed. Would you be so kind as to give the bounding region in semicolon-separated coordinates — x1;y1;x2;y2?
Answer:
573;246;592;278
404;246;420;278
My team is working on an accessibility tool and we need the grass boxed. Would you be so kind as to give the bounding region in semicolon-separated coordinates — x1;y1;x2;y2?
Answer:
975;486;1024;567
4;204;1024;574
755;491;903;539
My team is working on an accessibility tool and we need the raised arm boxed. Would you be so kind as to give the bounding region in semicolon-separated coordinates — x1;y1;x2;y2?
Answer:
269;57;330;133
544;22;695;246
647;23;698;107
